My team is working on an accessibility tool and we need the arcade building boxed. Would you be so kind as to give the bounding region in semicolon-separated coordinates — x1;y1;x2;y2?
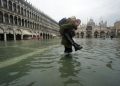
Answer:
76;19;116;38
0;0;59;41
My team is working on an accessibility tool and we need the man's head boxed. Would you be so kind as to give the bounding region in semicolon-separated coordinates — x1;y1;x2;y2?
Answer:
69;16;76;21
68;16;81;26
75;19;81;26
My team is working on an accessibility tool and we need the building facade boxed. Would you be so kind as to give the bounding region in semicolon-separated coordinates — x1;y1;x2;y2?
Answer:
76;19;115;38
0;0;59;41
114;21;120;37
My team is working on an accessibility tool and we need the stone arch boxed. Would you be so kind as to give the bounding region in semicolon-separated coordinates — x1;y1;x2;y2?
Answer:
18;18;21;26
35;15;37;20
17;5;20;14
39;24;41;30
29;11;31;18
48;33;50;39
40;32;42;36
0;27;4;41
25;20;27;27
45;33;48;39
81;32;84;38
29;22;32;28
0;11;3;23
40;32;43;39
94;31;99;38
24;9;26;16
15;29;22;40
13;3;16;12
100;31;105;38
27;10;29;18
21;7;23;15
4;13;9;24
76;32;80;38
14;16;17;25
106;31;110;38
3;0;7;8
34;23;36;29
49;34;52;39
43;33;45;39
0;27;4;34
32;22;34;29
31;12;33;18
15;29;22;35
6;28;14;40
10;15;13;24
33;13;35;19
22;19;24;27
28;21;29;28
46;33;48;39
6;28;14;34
8;0;12;11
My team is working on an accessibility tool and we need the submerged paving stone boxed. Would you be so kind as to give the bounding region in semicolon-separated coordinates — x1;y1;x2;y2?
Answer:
0;38;120;86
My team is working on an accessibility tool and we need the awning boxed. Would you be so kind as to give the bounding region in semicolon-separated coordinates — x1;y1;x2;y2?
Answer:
0;29;3;34
15;30;22;34
52;34;56;37
6;29;14;34
22;30;32;35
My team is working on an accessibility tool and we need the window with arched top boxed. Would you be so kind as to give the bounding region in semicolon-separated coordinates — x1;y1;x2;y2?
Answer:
4;13;9;24
21;7;23;15
33;22;34;29
0;11;3;23
27;10;29;18
29;12;31;18
10;15;13;24
13;3;16;12
28;21;29;28
14;16;17;25
24;9;26;16
18;18;21;26
25;20;27;27
31;13;33;19
22;19;24;27
3;0;7;8
8;1;12;11
17;5;20;14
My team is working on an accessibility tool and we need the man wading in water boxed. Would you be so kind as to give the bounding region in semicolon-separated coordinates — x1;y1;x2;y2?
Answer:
59;16;83;54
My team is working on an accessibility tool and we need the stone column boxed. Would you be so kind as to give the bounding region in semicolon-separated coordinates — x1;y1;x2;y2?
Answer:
31;34;33;38
8;14;10;24
13;32;16;41
23;19;25;27
4;32;7;42
13;29;16;41
21;34;23;40
16;17;18;26
116;29;118;37
3;12;5;23
11;2;13;11
13;15;15;25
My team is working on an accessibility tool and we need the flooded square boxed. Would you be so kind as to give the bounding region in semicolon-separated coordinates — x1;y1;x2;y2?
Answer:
0;38;120;86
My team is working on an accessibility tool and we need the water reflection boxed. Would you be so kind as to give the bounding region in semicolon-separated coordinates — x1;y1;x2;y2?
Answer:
59;54;83;86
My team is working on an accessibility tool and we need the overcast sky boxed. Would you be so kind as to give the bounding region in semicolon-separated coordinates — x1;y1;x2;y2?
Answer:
27;0;120;26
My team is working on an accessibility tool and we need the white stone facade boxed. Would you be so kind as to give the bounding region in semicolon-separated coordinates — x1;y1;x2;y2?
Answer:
0;0;59;41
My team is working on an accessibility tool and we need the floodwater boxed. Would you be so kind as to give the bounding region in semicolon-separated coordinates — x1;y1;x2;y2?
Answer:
0;38;120;86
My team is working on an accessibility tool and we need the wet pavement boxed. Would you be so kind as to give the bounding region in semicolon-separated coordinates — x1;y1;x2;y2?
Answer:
0;38;120;86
